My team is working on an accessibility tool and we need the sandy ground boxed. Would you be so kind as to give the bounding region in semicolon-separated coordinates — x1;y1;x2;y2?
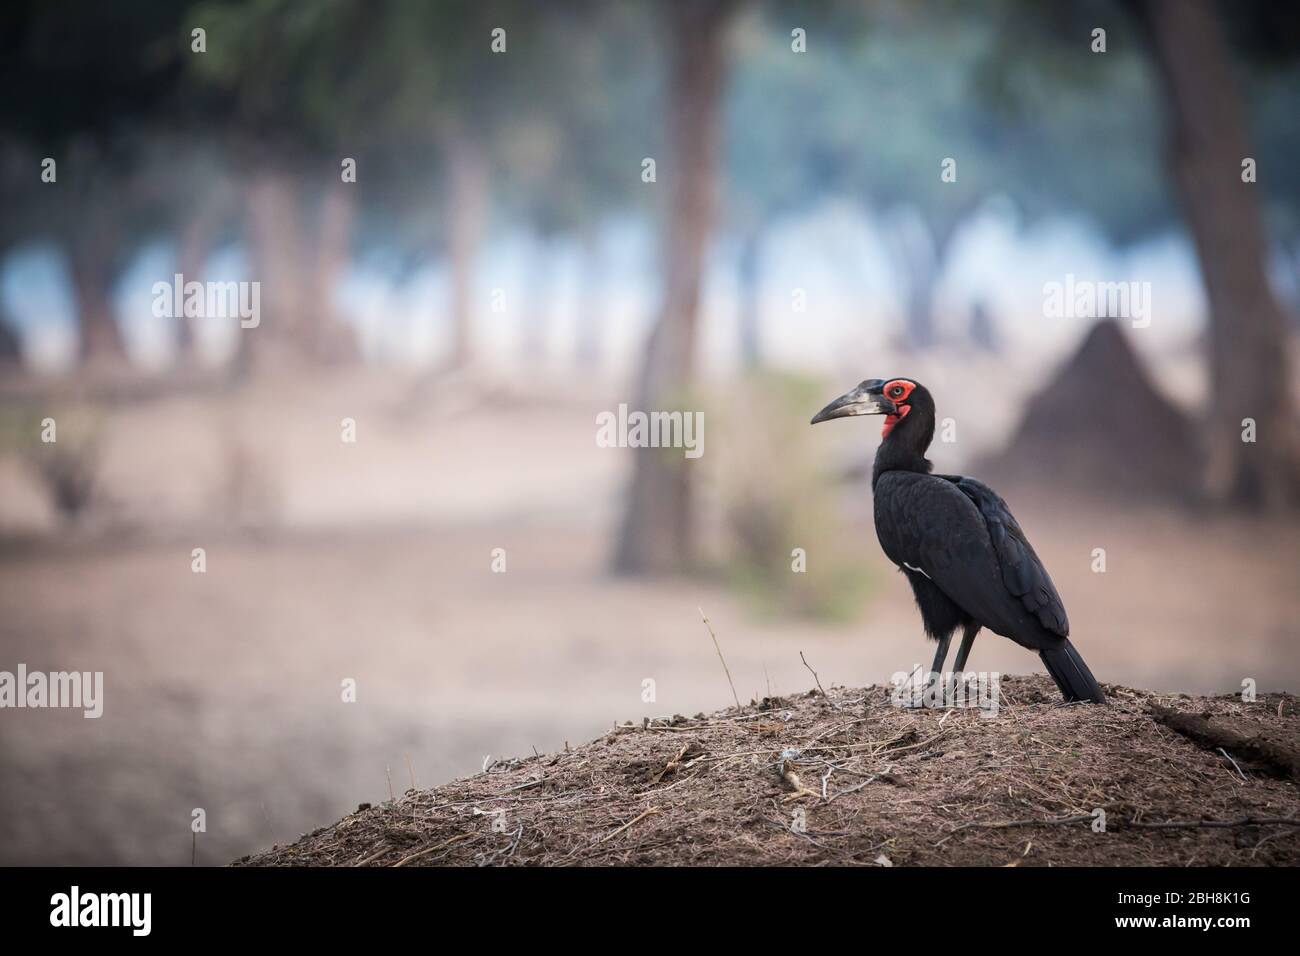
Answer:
0;370;1297;865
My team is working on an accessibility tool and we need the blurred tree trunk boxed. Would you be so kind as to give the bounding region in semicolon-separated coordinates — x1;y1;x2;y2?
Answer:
0;306;20;368
1136;0;1300;508
522;233;553;361
174;199;222;366
574;225;605;368
614;0;736;575
737;226;763;369
901;242;937;352
968;300;1000;353
444;132;487;369
310;185;360;364
887;209;963;352
241;173;358;371
241;167;309;373
69;210;125;365
1287;239;1300;329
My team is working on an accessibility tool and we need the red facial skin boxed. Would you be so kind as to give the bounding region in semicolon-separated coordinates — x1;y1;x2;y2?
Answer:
880;379;916;438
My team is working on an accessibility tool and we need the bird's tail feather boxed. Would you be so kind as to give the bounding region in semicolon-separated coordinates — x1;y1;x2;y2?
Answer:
1039;640;1106;704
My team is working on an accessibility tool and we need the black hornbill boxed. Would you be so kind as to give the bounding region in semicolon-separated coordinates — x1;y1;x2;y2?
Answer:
811;378;1106;704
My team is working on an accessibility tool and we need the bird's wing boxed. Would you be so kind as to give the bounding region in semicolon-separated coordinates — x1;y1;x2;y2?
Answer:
874;472;1067;648
941;475;1069;637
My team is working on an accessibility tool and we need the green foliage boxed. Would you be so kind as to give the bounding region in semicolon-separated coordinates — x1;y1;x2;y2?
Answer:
729;4;1003;235
727;0;1174;246
5;0;1299;358
0;1;192;258
1252;61;1300;245
972;0;1171;245
493;1;664;236
191;0;559;149
713;371;880;622
0;0;189;148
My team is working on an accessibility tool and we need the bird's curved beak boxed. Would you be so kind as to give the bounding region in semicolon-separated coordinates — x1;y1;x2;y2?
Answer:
810;381;894;424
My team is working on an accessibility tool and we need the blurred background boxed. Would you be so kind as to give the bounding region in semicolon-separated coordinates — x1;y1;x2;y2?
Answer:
1;0;1298;865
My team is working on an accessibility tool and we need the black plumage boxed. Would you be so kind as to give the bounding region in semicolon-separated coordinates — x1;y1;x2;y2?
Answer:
811;377;1106;704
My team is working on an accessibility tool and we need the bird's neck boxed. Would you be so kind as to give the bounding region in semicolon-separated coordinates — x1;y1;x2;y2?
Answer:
872;414;934;488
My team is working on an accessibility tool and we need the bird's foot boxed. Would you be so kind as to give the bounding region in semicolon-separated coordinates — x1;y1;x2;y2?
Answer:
925;672;971;709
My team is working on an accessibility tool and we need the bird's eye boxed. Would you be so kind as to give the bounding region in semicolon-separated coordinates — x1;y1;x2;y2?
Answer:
889;385;905;398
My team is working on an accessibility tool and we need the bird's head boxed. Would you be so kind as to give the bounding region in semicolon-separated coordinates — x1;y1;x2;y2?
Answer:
809;377;933;439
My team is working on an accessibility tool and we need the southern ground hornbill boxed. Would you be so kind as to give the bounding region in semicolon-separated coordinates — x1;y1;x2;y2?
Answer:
811;378;1106;704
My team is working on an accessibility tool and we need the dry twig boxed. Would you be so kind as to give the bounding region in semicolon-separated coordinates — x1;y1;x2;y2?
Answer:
699;608;741;709
596;806;661;845
800;651;840;710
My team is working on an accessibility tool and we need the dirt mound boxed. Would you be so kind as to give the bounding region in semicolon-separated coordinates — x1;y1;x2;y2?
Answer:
978;320;1202;502
237;676;1300;866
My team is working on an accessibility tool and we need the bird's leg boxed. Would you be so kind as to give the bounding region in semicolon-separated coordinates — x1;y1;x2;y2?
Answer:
951;623;979;696
925;633;952;707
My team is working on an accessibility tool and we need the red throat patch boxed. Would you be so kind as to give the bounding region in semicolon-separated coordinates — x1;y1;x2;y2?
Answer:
882;404;911;438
